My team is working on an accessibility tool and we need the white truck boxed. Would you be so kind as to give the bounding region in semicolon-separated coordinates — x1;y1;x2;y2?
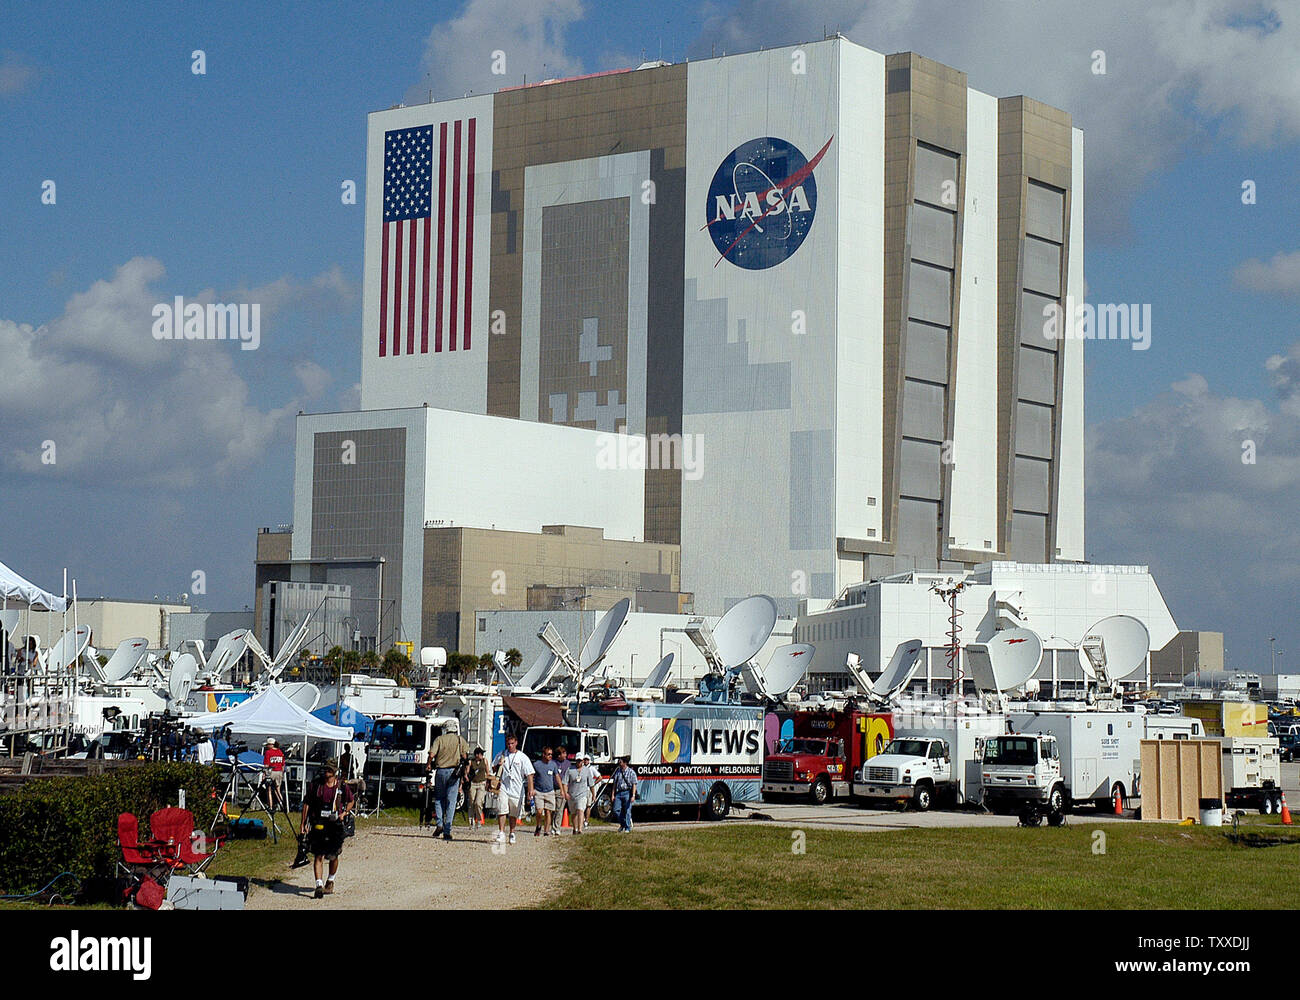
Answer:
364;714;460;802
852;712;1005;811
982;710;1143;819
855;736;956;811
520;725;612;765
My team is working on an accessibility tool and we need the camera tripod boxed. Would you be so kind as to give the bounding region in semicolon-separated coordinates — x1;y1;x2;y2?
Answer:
212;758;294;844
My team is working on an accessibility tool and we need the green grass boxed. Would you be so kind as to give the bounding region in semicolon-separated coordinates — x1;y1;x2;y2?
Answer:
545;822;1300;909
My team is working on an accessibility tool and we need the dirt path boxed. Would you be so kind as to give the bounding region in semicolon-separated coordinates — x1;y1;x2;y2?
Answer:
247;822;577;910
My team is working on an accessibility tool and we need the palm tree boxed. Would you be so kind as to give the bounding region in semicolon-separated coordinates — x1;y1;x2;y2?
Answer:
505;648;523;670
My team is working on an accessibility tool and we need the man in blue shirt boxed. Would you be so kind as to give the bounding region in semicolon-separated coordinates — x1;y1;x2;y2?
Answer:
611;756;638;832
531;746;562;837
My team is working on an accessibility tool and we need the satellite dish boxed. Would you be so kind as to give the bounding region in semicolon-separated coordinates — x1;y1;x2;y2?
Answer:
272;619;312;670
579;598;631;676
421;647;448;669
644;653;675;690
102;637;150;682
281;682;321;712
874;639;925;701
969;627;1043;692
713;596;778;669
168;653;198;705
516;650;555;690
48;626;91;671
206;630;249;679
1084;615;1150;681
761;643;815;698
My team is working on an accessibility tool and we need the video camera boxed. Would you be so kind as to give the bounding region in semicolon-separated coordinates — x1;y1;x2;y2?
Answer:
226;741;249;757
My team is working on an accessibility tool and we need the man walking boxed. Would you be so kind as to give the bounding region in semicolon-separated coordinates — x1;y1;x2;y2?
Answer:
611;756;638;833
550;745;572;834
466;747;490;829
429;720;470;841
564;753;597;834
492;734;534;845
531;746;562;837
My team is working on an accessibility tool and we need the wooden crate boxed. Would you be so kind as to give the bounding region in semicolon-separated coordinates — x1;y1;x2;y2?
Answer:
1139;739;1223;821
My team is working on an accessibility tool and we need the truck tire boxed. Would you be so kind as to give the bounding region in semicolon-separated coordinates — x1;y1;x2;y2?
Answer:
593;789;614;822
810;777;831;805
703;783;731;821
1261;795;1275;816
912;782;933;812
1047;785;1065;815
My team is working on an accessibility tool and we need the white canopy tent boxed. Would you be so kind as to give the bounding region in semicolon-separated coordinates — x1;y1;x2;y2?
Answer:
187;684;353;807
0;560;68;612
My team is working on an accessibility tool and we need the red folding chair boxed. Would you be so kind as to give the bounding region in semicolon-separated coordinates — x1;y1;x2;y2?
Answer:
149;806;219;874
116;812;172;905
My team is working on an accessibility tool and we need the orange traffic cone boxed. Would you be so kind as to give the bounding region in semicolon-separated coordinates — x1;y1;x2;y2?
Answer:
561;807;571;829
1282;793;1292;826
1113;789;1123;816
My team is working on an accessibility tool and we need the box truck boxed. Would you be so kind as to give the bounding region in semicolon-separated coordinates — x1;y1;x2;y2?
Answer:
762;709;893;803
982;710;1143;817
852;712;1005;810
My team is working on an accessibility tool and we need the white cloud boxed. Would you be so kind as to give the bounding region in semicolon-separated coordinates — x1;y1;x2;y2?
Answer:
1235;250;1300;296
1088;345;1300;657
408;0;586;103
696;1;1300;240
0;258;343;487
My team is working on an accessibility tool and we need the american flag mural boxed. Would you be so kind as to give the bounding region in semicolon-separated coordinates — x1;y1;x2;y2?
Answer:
379;119;477;357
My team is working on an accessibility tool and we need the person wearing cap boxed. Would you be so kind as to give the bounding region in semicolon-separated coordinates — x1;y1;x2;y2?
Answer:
301;759;355;898
263;737;286;811
429;719;471;841
466;746;490;829
564;753;598;834
550;745;573;834
611;756;638;833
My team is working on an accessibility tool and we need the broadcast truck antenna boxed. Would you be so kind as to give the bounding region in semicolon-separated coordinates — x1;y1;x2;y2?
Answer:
929;579;966;712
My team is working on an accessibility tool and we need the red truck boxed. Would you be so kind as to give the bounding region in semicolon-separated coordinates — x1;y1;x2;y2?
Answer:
761;710;894;804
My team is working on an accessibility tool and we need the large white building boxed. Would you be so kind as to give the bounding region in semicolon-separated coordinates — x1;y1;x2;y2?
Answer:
281;36;1087;649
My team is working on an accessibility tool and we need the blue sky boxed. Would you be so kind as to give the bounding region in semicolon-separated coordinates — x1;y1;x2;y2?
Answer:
2;0;1298;671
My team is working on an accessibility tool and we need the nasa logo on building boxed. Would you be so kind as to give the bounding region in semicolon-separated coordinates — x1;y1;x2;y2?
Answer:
704;135;832;270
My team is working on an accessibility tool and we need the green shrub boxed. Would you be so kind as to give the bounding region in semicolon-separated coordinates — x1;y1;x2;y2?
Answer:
0;763;220;896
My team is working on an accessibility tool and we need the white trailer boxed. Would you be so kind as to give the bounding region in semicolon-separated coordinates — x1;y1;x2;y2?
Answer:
1143;714;1205;741
1222;737;1283;814
1006;710;1143;810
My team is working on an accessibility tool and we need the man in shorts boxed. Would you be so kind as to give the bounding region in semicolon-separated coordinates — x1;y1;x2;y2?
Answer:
531;746;562;837
300;760;355;898
564;754;597;834
492;734;534;845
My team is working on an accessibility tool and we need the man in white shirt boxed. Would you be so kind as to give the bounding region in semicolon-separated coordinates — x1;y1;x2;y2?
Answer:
195;733;215;765
491;733;535;844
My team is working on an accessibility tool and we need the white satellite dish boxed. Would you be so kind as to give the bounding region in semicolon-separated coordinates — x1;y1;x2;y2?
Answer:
205;630;249;679
516;650;555;690
168;653;198;705
579;598;631;676
1083;615;1150;681
761;643;814;698
421;646;448;669
48;625;91;672
644;653;675;690
713;595;778;669
281;682;321;712
272;619;312;671
102;637;150;682
874;639;926;701
969;627;1043;692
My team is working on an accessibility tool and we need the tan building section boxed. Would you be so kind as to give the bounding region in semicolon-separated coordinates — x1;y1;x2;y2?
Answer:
996;97;1073;558
15;599;191;650
487;66;688;546
422;523;684;653
1150;630;1225;684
